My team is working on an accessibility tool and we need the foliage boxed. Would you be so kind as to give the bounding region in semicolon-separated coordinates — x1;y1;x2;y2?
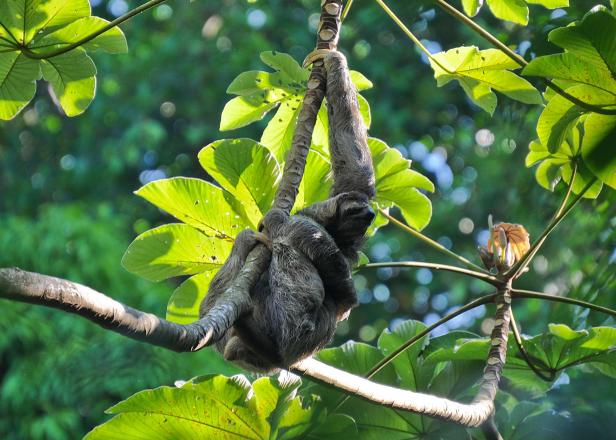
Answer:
121;51;433;323
0;0;615;439
0;0;127;119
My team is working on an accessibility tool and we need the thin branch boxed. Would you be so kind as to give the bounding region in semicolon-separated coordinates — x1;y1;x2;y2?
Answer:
506;177;596;279
361;292;496;382
380;209;489;273
22;0;169;60
296;286;512;427
511;289;616;318
509;311;554;382
364;261;501;285
374;0;454;74
433;0;616;116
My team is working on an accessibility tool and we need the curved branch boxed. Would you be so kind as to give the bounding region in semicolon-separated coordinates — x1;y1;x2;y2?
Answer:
364;261;501;285
295;286;512;427
0;255;268;351
379;209;489;273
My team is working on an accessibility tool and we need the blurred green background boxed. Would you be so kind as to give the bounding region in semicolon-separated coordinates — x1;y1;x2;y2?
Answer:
0;0;614;438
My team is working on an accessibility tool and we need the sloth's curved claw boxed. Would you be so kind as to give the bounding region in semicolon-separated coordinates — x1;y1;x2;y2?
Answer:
302;48;334;68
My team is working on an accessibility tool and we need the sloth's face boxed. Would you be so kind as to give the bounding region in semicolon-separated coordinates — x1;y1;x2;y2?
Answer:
334;192;375;247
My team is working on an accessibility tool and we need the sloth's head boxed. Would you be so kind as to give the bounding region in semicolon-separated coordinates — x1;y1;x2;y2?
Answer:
330;191;375;255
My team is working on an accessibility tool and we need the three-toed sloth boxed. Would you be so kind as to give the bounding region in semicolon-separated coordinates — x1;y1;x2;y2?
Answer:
200;51;375;372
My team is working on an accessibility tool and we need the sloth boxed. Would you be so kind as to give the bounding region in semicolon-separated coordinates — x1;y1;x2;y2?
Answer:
199;51;375;372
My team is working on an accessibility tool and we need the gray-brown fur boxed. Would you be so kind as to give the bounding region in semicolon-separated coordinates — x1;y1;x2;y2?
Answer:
200;51;375;372
325;51;375;199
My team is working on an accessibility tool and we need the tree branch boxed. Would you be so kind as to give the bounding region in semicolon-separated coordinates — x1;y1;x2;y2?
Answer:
364;261;501;285
274;0;343;212
0;256;269;351
295;285;512;427
511;289;616;318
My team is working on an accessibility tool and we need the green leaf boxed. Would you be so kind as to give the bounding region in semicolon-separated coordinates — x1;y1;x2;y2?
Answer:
349;70;373;91
368;138;433;230
220;95;279;131
581;114;616;189
0;0;90;45
378;320;430;390
198;139;281;226
431;47;541;115
135;177;251;239
261;98;302;163
561;161;603;199
32;16;128;54
40;48;96;116
534;85;615;153
294;150;332;211
305;414;358;439
548;10;616;76
260;50;308;82
462;0;483;17
535;158;563;191
0;52;40;120
523;53;616;96
317;341;397;382
86;375;273;439
166;271;217;324
121;224;232;282
485;0;529;25
526;0;569;7
227;70;299;96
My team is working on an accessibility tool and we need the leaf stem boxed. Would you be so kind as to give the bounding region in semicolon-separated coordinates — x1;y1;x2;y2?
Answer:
364;261;501;285
506;177;596;279
332;292;498;412
433;0;616;116
380;209;489;274
374;0;453;74
509;311;554;381
22;0;169;60
341;0;354;22
511;289;616;318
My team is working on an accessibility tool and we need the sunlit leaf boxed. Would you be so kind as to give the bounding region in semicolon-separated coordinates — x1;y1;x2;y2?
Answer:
462;0;483;17
32;17;128;54
166;271;217;324
136;177;251;239
121;224;232;282
260;50;308;83
0;52;40;120
485;0;529;25
86;375;315;439
548;9;616;75
40;48;96;116
431;47;541;115
198;139;280;226
294;150;332;211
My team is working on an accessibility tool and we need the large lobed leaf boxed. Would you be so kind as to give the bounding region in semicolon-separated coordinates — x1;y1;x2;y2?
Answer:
464;0;569;25
0;0;127;119
430;47;541;115
222;50;372;163
523;9;616;194
86;375;355;439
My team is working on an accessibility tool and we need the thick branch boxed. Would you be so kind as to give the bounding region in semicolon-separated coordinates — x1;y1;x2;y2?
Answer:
294;286;512;427
0;256;268;351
